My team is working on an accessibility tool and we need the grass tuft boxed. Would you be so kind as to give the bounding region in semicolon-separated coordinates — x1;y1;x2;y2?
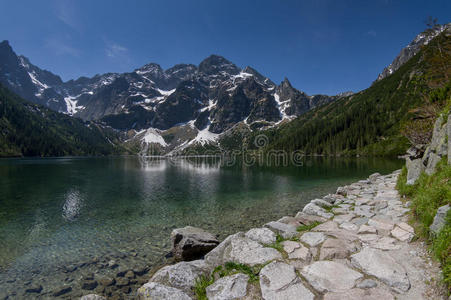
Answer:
297;221;322;232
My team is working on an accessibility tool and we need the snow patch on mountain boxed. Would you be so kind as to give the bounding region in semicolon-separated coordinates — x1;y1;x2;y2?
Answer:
142;128;167;146
64;96;84;115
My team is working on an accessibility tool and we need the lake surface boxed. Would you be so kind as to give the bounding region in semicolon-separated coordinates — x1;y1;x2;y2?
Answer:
0;156;402;298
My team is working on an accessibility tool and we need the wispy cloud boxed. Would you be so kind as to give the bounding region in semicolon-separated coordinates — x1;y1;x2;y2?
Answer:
106;43;128;58
104;41;131;65
55;0;82;32
45;38;81;57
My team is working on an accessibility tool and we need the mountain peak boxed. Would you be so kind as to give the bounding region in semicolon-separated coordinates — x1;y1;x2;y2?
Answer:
281;77;292;88
198;54;240;75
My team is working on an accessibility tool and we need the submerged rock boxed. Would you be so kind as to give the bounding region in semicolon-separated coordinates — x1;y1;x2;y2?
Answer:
171;226;219;261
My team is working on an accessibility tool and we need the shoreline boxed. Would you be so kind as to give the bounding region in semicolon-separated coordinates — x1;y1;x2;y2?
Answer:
134;170;444;300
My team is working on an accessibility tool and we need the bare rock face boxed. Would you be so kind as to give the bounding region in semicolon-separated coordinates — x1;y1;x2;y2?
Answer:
171;226;219;261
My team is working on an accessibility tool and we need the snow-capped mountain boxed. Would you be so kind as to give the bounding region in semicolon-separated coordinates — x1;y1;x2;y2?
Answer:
0;41;344;154
377;23;451;81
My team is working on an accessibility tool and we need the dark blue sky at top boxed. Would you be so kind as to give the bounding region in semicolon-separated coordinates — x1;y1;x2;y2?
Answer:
1;0;450;95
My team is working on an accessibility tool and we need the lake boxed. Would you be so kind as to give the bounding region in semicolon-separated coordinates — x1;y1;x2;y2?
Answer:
0;156;402;298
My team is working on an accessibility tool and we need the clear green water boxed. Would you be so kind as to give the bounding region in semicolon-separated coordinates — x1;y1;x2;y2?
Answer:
0;156;402;295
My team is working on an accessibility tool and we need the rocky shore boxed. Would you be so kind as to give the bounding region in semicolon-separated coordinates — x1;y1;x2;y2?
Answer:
127;170;445;299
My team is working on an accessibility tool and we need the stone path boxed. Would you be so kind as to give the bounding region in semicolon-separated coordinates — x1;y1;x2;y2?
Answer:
136;171;444;299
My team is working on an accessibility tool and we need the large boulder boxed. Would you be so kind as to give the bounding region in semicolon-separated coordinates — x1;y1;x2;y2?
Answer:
430;204;450;235
171;226;219;261
206;273;249;300
264;221;298;239
150;260;209;293
301;261;363;293
302;203;333;219
350;248;410;293
406;158;424;185
260;261;314;300
137;282;192;300
430;115;447;155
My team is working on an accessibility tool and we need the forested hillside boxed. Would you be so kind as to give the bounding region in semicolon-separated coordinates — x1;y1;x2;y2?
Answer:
262;29;451;156
0;84;123;157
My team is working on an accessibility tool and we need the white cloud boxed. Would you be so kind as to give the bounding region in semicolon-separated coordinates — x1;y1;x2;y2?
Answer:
55;0;81;32
106;43;128;58
45;39;81;57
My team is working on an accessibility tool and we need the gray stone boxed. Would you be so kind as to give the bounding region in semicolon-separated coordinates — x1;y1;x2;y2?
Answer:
358;225;377;234
80;295;107;300
260;261;314;300
406;158;424;185
264;221;298;239
353;206;375;218
425;152;441;175
282;240;311;261
206;273;249;300
356;279;378;289
311;198;333;208
320;238;360;260
222;236;282;266
300;232;326;247
333;214;355;224
137;282;192;300
391;226;414;242
369;236;401;250
294;212;327;225
323;288;394;300
205;232;244;267
171;226;219;261
336;186;348;196
351;248;410;293
339;221;359;231
369;173;381;183
150;260;209;293
302;203;333;219
430;115;447;154
301;261;363;293
368;217;395;233
245;227;276;245
312;221;339;232
430;204;450;235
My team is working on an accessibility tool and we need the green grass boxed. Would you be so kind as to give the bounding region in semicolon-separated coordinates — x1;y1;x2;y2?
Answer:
194;262;264;299
194;274;215;300
297;221;322;232
266;234;300;253
397;157;451;292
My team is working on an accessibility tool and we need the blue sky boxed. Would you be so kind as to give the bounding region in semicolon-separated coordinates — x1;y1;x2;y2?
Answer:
0;0;450;95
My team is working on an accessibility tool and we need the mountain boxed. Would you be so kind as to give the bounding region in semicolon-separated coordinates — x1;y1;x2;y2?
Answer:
377;23;450;81
0;83;123;157
263;25;451;156
0;44;344;154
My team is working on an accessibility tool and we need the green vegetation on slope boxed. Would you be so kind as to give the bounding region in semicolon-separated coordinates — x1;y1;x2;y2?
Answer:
0;84;124;157
261;31;451;156
397;158;451;290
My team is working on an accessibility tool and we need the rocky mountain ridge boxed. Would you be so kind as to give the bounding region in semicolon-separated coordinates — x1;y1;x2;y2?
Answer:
0;41;343;153
377;23;451;81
